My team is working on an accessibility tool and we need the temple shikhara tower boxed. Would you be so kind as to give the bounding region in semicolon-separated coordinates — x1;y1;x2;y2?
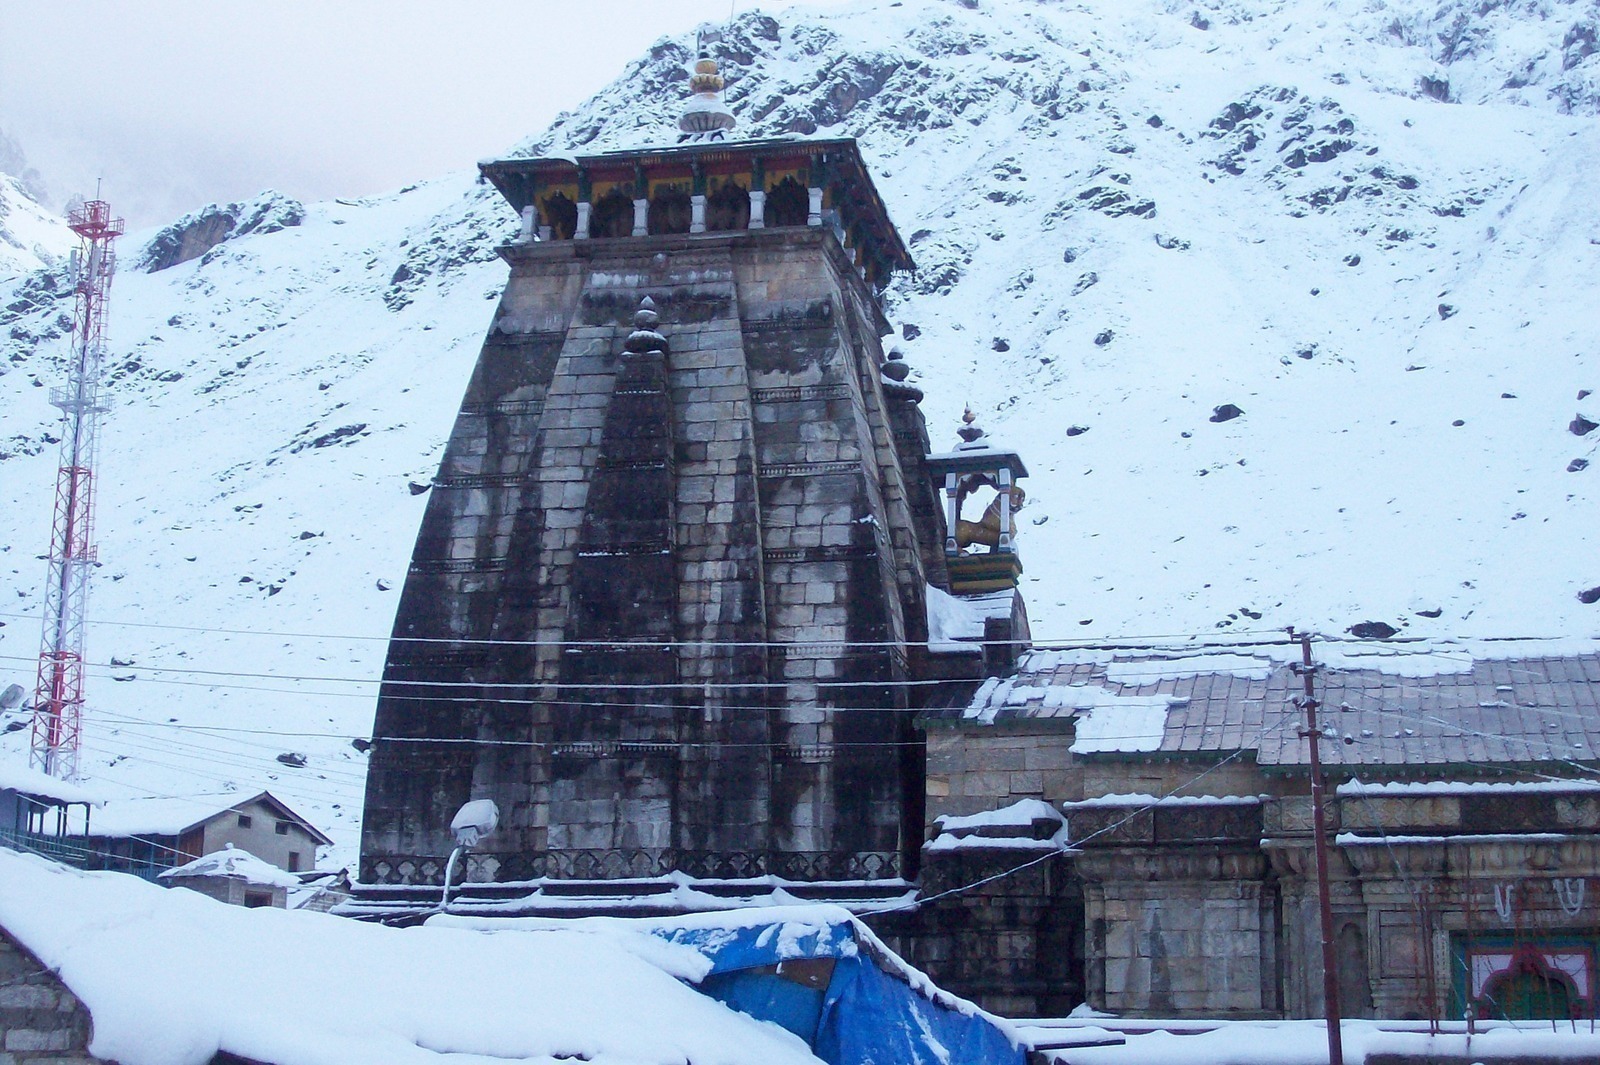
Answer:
357;51;1027;897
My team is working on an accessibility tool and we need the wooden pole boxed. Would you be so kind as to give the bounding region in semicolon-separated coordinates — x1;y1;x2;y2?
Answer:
1295;630;1345;1065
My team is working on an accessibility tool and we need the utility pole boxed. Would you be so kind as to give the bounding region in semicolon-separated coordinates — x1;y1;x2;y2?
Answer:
31;199;122;780
1292;629;1344;1065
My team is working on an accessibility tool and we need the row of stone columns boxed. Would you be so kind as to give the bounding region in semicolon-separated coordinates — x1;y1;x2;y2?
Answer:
518;186;825;242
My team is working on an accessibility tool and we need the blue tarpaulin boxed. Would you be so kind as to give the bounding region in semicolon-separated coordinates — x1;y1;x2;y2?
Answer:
650;912;1024;1065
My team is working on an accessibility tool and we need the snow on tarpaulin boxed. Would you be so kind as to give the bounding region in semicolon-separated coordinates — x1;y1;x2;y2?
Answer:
648;908;1023;1065
435;905;1025;1065
0;849;825;1065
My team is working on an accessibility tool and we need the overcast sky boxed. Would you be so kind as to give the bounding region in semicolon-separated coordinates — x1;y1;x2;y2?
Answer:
0;0;848;229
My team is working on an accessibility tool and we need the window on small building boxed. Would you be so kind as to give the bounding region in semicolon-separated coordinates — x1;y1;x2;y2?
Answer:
275;821;290;836
237;814;252;829
288;851;301;872
244;891;273;908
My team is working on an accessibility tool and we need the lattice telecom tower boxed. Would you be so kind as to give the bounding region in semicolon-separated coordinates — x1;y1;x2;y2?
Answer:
31;199;123;780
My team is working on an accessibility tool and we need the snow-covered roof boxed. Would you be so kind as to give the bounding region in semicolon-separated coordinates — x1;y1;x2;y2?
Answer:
159;845;302;889
0;761;102;806
0;849;825;1065
926;799;1069;853
932;644;1600;769
69;790;332;844
925;584;1016;652
935;798;1061;831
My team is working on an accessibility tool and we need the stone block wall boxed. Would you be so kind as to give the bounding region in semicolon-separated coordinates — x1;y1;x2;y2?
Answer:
924;725;1079;826
361;226;933;885
888;847;1082;1017
1071;797;1278;1017
1077;846;1278;1016
0;928;96;1063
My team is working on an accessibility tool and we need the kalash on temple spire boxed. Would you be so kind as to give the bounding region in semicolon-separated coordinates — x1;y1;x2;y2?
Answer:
678;45;737;143
352;29;1029;918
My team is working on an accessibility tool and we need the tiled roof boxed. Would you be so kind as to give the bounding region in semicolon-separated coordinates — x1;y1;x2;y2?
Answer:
935;646;1600;770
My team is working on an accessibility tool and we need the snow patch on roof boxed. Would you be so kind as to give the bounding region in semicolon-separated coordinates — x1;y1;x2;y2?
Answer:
925;583;1014;653
1062;793;1264;809
1068;694;1175;754
925;833;1066;852
936;798;1061;830
159;845;301;888
70;793;250;837
964;677;1178;751
1317;646;1476;677
0;760;102;805
1103;653;1273;683
1339;778;1600;797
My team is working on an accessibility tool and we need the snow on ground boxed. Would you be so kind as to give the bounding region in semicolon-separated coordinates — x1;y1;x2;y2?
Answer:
0;0;1597;860
1029;1018;1600;1064
0;849;824;1065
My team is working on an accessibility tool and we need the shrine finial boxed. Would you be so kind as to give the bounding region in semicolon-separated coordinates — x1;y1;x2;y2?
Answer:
679;39;737;142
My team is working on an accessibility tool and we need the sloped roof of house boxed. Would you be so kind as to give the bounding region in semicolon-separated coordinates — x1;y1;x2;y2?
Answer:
0;761;102;806
932;642;1600;771
0;849;826;1065
69;790;333;845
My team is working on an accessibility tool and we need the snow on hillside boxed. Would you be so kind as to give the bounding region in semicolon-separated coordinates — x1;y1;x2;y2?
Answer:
1;0;1598;862
0;148;69;282
0;178;511;863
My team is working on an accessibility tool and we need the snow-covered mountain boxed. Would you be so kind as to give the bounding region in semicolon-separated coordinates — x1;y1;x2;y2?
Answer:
1;0;1598;863
0;129;69;282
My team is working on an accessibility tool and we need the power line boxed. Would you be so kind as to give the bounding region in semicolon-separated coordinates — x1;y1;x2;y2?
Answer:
0;607;1357;650
5;650;1342;697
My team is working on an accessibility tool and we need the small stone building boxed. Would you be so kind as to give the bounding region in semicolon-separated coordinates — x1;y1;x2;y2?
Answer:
916;648;1600;1022
159;844;303;908
68;790;331;878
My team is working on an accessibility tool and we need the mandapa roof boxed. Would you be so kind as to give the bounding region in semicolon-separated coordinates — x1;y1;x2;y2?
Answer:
934;644;1600;771
0;760;103;806
0;849;825;1065
69;790;333;845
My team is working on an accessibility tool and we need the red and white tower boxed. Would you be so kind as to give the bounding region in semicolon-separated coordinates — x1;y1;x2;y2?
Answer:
31;199;122;780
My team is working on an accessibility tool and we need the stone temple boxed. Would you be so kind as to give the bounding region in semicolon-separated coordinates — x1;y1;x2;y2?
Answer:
357;53;1026;894
351;49;1600;1028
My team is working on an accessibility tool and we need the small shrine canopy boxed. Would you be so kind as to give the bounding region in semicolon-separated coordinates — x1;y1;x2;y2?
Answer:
480;137;915;286
924;439;1030;482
